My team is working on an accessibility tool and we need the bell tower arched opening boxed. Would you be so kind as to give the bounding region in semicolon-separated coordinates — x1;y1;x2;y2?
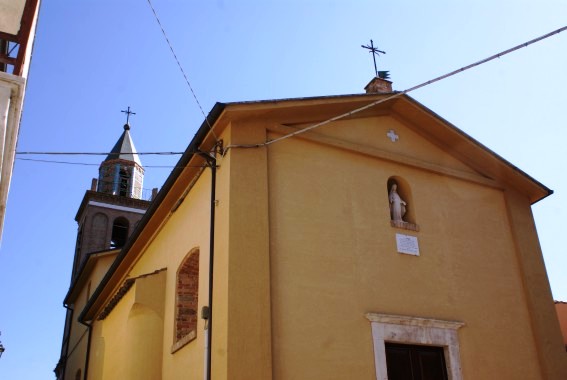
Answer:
110;217;129;249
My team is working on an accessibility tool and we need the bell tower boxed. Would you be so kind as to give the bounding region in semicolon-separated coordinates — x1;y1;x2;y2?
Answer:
70;115;153;280
97;122;144;199
56;112;157;379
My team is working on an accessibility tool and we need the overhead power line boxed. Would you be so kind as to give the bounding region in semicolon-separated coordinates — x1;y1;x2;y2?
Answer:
224;25;567;151
16;157;208;169
17;158;99;166
15;25;566;163
16;151;184;156
145;0;218;141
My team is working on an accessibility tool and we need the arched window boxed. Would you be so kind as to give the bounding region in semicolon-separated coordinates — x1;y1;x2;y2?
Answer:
174;248;199;350
74;369;82;380
110;217;129;249
119;167;131;197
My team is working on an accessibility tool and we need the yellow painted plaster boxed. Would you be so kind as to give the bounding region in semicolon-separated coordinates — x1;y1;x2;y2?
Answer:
73;96;565;379
264;119;562;379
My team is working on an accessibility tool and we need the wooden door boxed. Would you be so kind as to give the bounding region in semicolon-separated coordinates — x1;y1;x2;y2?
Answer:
385;343;449;380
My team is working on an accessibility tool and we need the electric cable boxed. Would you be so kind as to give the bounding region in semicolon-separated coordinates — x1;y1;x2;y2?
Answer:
15;157;207;169
16;151;185;156
224;25;567;152
146;0;218;141
14;25;566;160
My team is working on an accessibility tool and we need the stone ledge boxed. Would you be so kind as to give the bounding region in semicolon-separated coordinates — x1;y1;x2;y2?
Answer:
171;329;197;354
390;220;420;232
366;313;465;330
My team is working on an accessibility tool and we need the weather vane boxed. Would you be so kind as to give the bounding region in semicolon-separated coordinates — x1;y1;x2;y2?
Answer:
121;106;136;124
361;39;389;79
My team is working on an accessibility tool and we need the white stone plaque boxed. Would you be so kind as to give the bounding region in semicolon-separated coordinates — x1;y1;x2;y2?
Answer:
395;233;420;256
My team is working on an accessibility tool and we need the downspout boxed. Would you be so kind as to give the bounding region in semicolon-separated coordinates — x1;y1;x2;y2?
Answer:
78;319;92;380
60;304;74;380
199;143;219;380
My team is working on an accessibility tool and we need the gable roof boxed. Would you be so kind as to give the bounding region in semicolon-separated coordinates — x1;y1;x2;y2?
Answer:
216;92;551;203
79;92;552;322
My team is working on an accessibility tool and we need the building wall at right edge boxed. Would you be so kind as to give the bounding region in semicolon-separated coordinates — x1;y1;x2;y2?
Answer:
504;188;567;378
555;302;567;348
264;114;567;379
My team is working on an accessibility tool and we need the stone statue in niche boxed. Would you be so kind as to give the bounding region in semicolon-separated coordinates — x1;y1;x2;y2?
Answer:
389;183;407;222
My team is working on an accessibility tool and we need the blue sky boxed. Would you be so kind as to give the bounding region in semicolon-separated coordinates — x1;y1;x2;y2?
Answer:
0;1;566;378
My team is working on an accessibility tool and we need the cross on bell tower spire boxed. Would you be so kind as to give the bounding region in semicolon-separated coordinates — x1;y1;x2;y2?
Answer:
97;110;144;199
121;106;136;126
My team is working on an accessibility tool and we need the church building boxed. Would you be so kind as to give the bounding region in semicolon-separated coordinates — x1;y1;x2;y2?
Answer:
56;78;567;380
55;119;154;379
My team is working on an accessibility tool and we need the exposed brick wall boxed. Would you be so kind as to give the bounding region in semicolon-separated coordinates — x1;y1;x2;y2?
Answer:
175;249;199;342
364;77;393;93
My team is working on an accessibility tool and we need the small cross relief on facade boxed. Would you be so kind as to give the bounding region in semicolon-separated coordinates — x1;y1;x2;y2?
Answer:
386;129;399;142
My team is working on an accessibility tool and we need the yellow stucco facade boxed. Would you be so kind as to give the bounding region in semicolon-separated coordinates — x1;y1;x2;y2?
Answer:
59;93;567;379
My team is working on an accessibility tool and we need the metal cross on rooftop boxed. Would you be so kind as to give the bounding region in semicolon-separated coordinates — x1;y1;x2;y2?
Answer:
361;39;386;77
121;106;136;124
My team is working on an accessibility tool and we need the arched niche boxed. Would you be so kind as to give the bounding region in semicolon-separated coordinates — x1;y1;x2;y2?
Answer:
126;303;164;379
387;176;419;231
91;212;109;251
